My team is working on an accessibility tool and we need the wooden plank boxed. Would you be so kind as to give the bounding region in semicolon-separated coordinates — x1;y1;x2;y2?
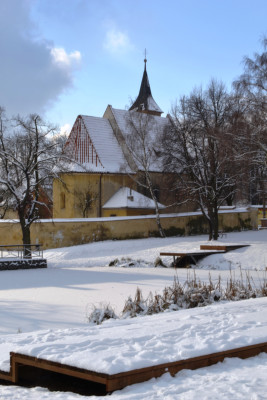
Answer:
160;252;187;256
10;353;108;385
200;244;249;251
106;341;267;391
200;245;227;251
0;370;12;382
160;251;225;257
159;250;225;257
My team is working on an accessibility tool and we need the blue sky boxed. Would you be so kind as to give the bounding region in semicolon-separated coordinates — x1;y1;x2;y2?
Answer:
0;0;267;133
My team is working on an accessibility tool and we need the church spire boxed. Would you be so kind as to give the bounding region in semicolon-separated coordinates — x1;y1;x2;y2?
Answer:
129;55;163;116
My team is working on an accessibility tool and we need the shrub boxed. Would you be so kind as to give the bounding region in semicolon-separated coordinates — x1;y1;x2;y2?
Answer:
88;304;118;325
87;270;267;324
164;226;185;237
122;288;147;318
186;217;209;235
154;257;168;268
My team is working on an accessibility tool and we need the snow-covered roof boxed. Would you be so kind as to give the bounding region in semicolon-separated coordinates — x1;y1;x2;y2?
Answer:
109;107;169;172
146;95;163;113
66;161;106;173
82;115;132;173
103;187;165;209
64;115;131;174
110;107;169;136
64;105;170;174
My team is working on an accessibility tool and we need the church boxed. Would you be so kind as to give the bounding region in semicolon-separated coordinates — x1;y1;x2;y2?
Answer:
53;59;181;219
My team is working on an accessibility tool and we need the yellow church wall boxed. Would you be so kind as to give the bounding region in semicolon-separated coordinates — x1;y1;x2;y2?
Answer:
0;208;18;219
102;208;159;217
0;209;258;250
53;170;193;220
102;209;126;217
53;172;136;218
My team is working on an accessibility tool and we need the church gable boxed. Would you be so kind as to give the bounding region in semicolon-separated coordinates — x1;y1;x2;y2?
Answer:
63;58;166;174
64;115;131;173
64;115;103;168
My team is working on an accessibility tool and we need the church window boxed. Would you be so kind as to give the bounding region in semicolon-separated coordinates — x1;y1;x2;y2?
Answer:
60;192;66;209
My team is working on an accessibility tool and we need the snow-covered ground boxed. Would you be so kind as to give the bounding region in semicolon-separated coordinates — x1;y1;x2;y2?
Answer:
1;297;267;374
0;230;267;399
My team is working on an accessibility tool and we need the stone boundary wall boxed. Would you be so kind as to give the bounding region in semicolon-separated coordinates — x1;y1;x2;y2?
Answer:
0;209;258;250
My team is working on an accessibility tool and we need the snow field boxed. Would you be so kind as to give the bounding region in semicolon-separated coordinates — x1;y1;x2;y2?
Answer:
0;229;266;398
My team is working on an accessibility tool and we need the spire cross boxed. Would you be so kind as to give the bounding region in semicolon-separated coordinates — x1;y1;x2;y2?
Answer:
144;49;147;68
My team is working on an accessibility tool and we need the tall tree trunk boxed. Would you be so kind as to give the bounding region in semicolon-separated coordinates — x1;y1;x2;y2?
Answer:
207;216;213;241
19;212;32;258
22;224;31;258
212;209;219;240
262;178;266;219
207;207;219;241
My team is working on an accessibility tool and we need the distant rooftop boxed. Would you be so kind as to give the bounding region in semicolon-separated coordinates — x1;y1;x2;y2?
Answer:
103;187;165;209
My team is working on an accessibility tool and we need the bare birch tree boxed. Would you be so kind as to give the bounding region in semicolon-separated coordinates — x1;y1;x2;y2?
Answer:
124;110;166;237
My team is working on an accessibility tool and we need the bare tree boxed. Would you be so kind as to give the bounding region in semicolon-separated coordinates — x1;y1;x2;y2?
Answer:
123;110;166;237
74;184;98;218
234;38;267;216
0;111;65;257
161;80;242;240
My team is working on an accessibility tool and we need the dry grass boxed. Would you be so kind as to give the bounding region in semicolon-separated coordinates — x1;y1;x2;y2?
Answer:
88;303;118;325
88;270;267;324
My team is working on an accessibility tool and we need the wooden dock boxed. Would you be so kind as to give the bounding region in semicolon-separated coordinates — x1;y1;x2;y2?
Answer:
0;342;266;395
160;243;249;267
200;244;249;251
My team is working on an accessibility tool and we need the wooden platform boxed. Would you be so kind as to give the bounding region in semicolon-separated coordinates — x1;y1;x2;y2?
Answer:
200;244;249;251
160;244;249;267
0;342;266;395
160;250;225;267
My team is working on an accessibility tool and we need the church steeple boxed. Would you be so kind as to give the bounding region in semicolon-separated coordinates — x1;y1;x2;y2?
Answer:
129;56;163;116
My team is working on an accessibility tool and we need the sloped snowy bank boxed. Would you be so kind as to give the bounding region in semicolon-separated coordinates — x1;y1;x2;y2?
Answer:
45;230;267;271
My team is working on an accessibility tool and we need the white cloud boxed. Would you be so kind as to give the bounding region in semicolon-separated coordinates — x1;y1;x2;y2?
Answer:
51;48;81;68
103;29;133;54
0;0;81;117
59;123;71;136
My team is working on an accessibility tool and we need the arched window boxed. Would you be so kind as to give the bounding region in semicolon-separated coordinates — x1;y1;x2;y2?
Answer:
60;192;66;209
